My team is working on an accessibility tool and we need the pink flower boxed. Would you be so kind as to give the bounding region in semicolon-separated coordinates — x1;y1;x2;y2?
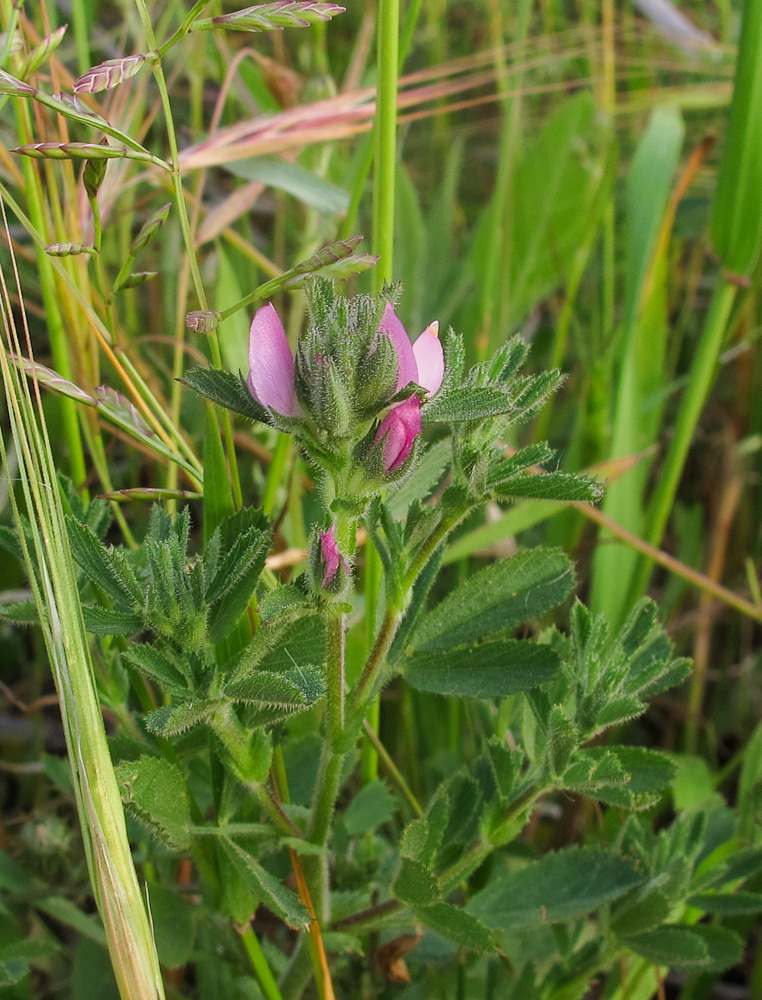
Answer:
247;304;298;416
374;395;422;473
374;306;444;473
379;304;444;395
320;524;348;587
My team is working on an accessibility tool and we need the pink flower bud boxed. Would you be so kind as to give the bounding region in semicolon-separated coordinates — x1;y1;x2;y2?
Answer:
374;395;422;473
320;524;348;587
247;304;298;416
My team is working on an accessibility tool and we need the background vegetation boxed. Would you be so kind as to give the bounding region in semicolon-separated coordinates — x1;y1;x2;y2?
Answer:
1;1;762;998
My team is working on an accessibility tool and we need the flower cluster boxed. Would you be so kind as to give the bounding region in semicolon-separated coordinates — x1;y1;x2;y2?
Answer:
247;295;444;475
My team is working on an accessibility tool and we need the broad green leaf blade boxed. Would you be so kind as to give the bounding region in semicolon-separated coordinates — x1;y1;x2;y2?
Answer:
182;367;269;422
686;891;762;915
343;781;396;836
468;847;642;929
492;471;602;504
226;155;349;215
711;0;762;276
414;902;493;953
392;858;442;906
82;606;144;636
220;839;308;929
409;548;574;653
117;758;191;850
405;639;559;699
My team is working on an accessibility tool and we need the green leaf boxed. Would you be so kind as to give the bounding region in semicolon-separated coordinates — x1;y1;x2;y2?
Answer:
122;644;191;696
67;516;142;607
610;888;671;936
409;548;574;653
117;756;191;849
392;858;442;906
0;599;38;625
145;701;217;738
405;639;559;699
82;605;144;636
564;746;676;809
711;0;762;276
147;884;197;969
687;891;762;915
414;902;493;952
226;155;349;215
468;847;642;929
206;508;271;643
492;471;602;504
181;367;269;422
423;387;519;423
220;839;308;929
620;926;708;968
223;665;325;710
36;895;106;945
343;781;396;836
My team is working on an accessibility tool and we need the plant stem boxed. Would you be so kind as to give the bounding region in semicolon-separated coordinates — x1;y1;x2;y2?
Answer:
362;719;424;817
325;609;346;743
372;0;400;292
239;924;285;1000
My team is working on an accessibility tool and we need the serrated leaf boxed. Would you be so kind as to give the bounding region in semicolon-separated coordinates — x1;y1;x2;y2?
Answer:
181;366;269;422
564;746;676;809
492;471;602;504
422;387;518;423
67;517;142;607
620;925;708;967
409;548;574;653
0;599;38;625
686;891;762;915
122;644;191;695
145;700;216;737
222;665;324;709
82;605;144;636
414;902;493;952
220;839;308;928
405;638;559;699
468;847;642;929
117;757;191;849
610;887;671;936
392;858;442;906
344;781;396;836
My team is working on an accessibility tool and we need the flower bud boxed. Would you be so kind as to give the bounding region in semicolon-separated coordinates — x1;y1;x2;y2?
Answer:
374;395;422;474
309;524;350;597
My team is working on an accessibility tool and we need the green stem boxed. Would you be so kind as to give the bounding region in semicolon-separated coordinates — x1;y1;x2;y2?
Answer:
362;719;423;817
627;277;737;606
351;606;402;712
325;609;346;744
239;924;285;1000
372;0;400;291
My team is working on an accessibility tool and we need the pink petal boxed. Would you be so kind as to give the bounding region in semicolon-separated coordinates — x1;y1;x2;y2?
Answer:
412;321;444;396
247;303;297;416
320;524;347;587
380;303;418;391
375;395;422;472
